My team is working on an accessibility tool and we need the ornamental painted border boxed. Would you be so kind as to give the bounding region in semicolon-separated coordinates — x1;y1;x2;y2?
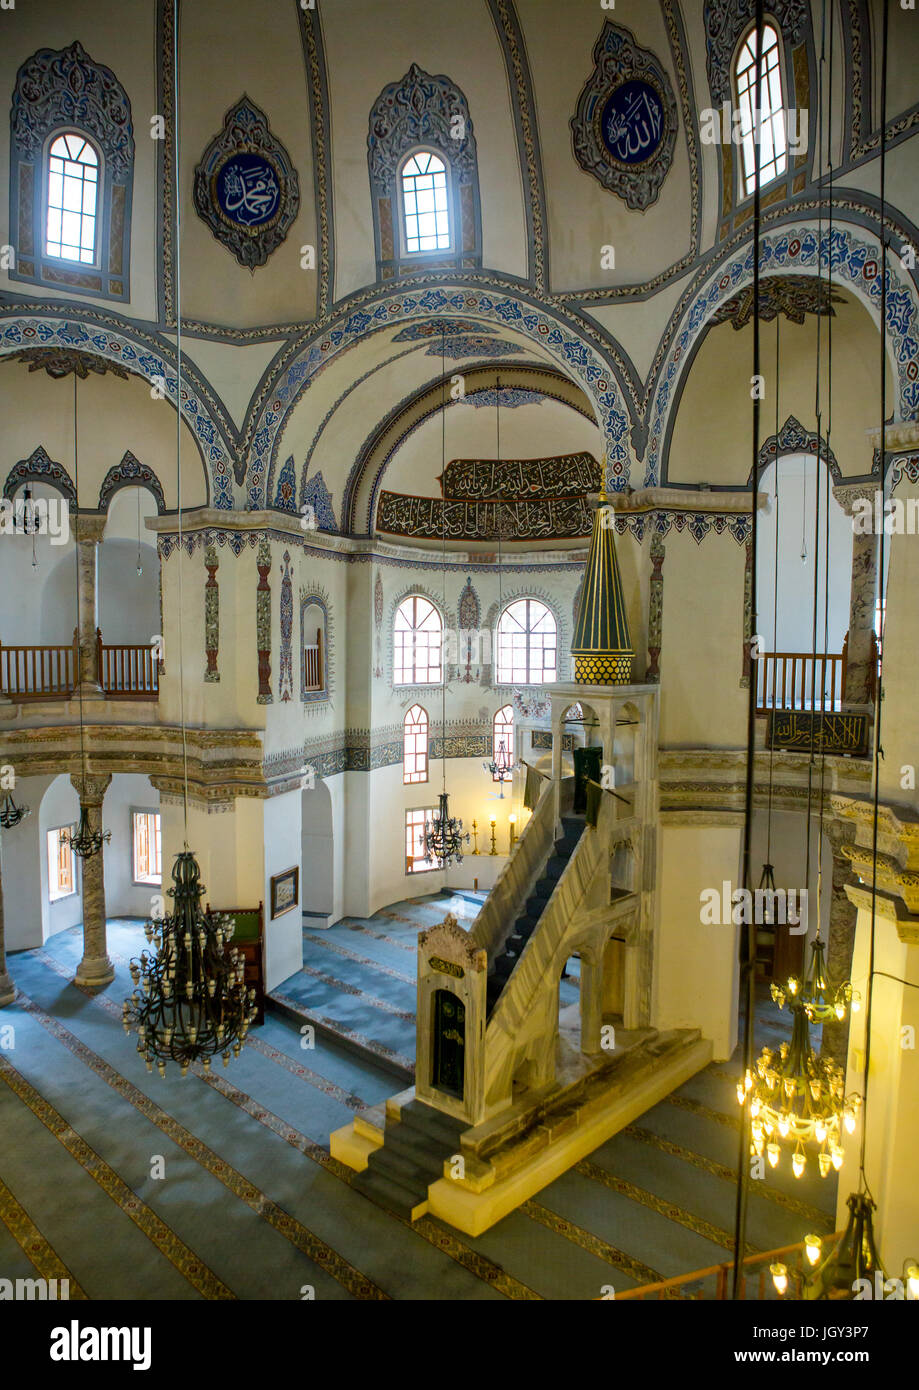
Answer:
645;223;919;487
193;97;300;270
0;316;234;508
247;285;633;511
98;450;166;513
570;21;678;211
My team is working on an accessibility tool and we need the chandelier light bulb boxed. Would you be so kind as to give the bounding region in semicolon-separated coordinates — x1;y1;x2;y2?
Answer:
818;1151;832;1178
792;1149;806;1179
906;1263;919;1300
771;1262;788;1296
805;1234;822;1266
767;1142;780;1168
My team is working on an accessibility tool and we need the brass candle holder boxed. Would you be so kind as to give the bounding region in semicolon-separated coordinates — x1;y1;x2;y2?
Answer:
470;820;480;855
509;813;517;851
489;817;497;855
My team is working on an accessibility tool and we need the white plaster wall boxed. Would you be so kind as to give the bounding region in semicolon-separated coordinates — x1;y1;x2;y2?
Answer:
262;789;302;991
39;773;82;945
101;773;161;920
755;456;853;655
2;773;57;952
654;822;742;1060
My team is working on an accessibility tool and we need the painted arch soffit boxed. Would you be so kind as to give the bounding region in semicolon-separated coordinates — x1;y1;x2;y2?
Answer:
244;283;639;511
644;217;919;488
0;312;235;508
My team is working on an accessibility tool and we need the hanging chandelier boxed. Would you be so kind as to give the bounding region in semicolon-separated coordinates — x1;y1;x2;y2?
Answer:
483;740;513;793
803;1191;887;1300
0;792;30;829
67;803;112;860
424;791;469;868
123;851;256;1077
770;934;860;1024
738;1001;861;1179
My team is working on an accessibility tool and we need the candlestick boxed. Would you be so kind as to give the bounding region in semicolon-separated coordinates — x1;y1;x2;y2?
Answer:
509;813;517;851
489;817;497;856
470;819;480;855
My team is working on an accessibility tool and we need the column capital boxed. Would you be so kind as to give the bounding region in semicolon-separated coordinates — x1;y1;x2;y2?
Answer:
824;815;856;857
832;482;878;517
865;420;919;453
70;771;112;804
73;513;107;545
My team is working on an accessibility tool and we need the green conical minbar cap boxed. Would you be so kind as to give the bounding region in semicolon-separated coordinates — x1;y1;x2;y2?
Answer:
572;491;633;685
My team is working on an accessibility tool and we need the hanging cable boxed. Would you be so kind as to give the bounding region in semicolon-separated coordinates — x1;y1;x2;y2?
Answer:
860;0;890;1192
172;0;190;845
732;0;764;1302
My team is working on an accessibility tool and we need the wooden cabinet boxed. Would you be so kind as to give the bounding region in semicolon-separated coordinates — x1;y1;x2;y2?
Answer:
207;901;265;1026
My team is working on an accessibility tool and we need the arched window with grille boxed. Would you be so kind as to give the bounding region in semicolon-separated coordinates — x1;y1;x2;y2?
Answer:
492;704;514;781
733;22;787;198
403;704;429;784
394;595;443;686
399;150;451;254
496;600;557;685
10;41;135;301
45;132;100;264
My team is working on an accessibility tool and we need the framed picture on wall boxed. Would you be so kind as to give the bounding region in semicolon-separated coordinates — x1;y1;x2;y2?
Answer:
270;866;299;919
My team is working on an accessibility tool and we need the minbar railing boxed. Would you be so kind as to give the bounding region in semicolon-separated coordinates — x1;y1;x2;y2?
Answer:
613;1235;843;1301
0;628;158;701
303;627;323;693
756;650;845;714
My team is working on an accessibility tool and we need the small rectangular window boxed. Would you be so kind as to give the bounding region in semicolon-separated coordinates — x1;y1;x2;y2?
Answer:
48;826;76;902
406;807;439;873
132;810;162;885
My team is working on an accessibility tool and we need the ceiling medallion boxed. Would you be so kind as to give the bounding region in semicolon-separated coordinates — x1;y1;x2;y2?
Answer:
570;21;678;210
194;96;300;269
711;275;846;331
3;348;129;380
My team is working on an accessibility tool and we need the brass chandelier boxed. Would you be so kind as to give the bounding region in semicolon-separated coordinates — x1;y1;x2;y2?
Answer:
738;1001;860;1180
123;852;256;1078
770;933;860;1024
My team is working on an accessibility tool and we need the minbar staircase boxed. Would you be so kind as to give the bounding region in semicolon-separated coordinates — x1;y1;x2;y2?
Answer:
351;1099;465;1220
486;812;586;1015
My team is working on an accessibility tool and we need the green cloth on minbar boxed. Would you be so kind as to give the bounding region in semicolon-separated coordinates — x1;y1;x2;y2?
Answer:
585;779;602;828
524;763;543;811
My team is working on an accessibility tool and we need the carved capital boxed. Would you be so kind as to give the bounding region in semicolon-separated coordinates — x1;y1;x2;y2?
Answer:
73;513;108;545
832;483;877;517
70;771;112;804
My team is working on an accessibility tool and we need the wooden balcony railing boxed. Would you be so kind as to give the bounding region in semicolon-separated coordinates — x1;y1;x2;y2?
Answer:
97;634;159;699
0;633;77;699
303;627;323;693
756;651;846;714
0;628;158;701
614;1234;843;1301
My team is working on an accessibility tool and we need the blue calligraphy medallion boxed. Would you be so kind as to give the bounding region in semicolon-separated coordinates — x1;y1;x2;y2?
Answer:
215;152;280;228
600;79;665;166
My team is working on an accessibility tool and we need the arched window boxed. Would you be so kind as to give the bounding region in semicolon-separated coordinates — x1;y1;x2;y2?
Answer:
496;600;557;685
45;132;100;263
734;22;787;197
10;42;135;301
492;704;514;781
394;595;443;685
400;150;451;254
403;704;429;784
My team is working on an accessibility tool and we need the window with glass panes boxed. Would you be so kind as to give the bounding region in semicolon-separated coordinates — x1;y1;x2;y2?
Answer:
496;600;557;685
400;151;451;253
734;23;787;198
394;595;443;685
492;704;514;780
46;132;100;263
132;810;162;885
47;826;76;901
403;705;429;784
405;807;439;872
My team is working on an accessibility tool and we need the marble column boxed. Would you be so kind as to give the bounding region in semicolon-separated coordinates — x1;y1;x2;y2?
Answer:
833;484;878;708
71;772;114;988
820;818;858;1067
0;843;14;1007
73;514;107;698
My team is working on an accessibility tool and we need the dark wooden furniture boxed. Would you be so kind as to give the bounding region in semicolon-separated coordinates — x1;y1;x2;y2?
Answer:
207;900;265;1026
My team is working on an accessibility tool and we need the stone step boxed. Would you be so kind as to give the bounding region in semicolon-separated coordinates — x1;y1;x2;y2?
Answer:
544;856;568;880
367;1141;434;1188
383;1124;449;1177
352;1167;425;1220
398;1099;466;1148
